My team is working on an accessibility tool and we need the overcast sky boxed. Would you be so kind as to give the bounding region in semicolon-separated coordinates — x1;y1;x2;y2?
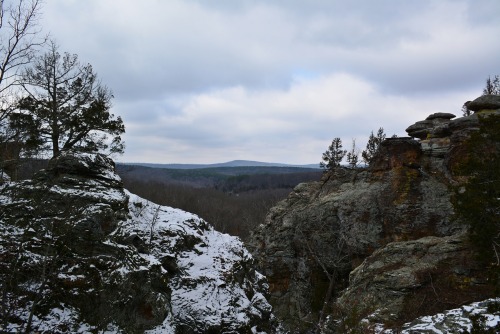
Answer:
41;0;500;164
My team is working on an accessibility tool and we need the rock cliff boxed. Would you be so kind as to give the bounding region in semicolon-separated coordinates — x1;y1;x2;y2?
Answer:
0;152;281;333
249;95;500;333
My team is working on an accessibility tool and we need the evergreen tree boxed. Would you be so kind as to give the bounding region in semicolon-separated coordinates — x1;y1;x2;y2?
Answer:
11;41;125;158
362;127;386;165
320;137;346;170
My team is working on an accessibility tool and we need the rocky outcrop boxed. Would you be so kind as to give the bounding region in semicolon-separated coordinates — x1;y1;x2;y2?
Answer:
0;151;281;333
465;94;500;111
333;235;491;330
405;113;455;140
385;298;500;333
249;146;464;330
249;98;500;332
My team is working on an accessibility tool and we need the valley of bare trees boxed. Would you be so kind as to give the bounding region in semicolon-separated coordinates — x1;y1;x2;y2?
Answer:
118;165;323;240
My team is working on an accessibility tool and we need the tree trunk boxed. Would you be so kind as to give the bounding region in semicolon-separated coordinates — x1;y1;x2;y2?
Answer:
52;135;59;157
316;274;336;333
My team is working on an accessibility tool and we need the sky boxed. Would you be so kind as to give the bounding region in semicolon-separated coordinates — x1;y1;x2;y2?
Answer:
40;0;500;164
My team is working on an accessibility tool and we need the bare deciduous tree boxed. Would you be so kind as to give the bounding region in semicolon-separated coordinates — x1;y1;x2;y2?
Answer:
0;0;46;177
346;139;359;169
462;102;472;117
0;0;45;119
297;222;350;333
483;75;500;96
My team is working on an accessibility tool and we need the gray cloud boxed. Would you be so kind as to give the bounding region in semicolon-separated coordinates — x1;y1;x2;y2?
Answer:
40;0;500;163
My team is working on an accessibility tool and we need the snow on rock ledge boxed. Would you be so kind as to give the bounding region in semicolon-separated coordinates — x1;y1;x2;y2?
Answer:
126;192;279;333
379;298;500;333
0;153;280;333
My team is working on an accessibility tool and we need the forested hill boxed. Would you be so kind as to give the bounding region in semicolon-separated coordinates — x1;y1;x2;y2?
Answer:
115;163;323;240
116;163;323;191
121;159;320;169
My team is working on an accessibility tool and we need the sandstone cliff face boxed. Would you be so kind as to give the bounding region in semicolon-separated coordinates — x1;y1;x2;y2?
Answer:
0;152;281;333
249;96;500;332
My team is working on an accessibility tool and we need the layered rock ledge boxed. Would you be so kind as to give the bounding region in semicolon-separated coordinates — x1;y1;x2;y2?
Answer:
249;97;500;332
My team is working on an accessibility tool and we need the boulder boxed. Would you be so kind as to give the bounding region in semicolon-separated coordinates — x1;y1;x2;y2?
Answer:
406;115;454;140
334;235;492;328
394;298;500;333
43;150;124;188
426;112;456;120
466;94;500;111
420;137;451;157
405;120;434;139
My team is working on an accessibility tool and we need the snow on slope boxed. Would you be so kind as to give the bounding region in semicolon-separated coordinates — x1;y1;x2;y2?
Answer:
0;152;280;333
373;298;500;333
123;191;277;333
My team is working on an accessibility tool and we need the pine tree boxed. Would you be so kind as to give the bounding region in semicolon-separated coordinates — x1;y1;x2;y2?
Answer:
320;137;346;170
362;127;386;166
11;41;125;158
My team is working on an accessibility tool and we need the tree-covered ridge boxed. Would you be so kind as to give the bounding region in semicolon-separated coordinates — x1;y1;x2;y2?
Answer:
118;164;322;240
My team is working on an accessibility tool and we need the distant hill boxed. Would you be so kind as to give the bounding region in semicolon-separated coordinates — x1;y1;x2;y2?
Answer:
119;159;321;169
116;163;323;189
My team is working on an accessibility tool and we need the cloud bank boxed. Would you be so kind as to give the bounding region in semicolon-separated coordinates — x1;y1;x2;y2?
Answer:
42;0;500;163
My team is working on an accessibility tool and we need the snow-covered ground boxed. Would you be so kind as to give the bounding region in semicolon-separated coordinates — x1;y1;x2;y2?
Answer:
376;298;500;333
123;191;277;332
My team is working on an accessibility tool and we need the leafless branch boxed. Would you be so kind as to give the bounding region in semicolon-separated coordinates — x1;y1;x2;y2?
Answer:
0;0;46;126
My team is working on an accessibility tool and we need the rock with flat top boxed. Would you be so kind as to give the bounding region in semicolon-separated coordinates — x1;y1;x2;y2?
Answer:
466;94;500;111
426;112;456;120
406;115;454;140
